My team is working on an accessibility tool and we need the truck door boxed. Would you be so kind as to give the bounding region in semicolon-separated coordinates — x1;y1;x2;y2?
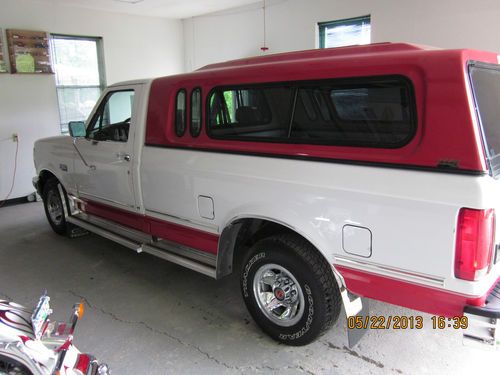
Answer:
73;85;142;210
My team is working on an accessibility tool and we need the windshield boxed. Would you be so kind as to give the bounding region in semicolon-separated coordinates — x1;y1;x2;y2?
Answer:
470;62;500;177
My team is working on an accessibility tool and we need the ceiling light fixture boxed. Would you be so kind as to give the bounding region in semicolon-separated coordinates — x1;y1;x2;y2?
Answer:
113;0;145;4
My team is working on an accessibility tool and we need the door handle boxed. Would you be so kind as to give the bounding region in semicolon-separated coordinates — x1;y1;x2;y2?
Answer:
116;152;131;162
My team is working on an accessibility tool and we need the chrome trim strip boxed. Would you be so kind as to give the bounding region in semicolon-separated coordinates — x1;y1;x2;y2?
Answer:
334;255;445;287
67;194;82;215
67;213;217;277
57;183;69;219
154;238;216;267
74;212;151;244
79;212;216;266
78;193;136;210
145;209;219;234
142;244;216;278
67;216;142;251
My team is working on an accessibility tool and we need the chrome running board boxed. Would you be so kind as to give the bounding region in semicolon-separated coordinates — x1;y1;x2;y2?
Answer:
67;216;142;252
66;215;217;278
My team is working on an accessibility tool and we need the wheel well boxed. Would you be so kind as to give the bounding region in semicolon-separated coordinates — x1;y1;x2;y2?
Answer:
38;170;57;195
216;218;327;279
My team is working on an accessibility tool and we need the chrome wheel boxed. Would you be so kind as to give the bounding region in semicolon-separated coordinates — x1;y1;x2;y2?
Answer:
252;263;305;327
46;190;63;226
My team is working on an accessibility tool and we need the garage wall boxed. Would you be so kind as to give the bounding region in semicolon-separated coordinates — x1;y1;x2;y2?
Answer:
0;0;184;200
183;0;500;71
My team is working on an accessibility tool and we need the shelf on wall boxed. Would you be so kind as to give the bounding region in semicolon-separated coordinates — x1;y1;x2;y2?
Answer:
6;29;54;74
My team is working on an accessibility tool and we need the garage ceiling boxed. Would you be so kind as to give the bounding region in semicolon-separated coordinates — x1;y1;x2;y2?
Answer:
33;0;261;18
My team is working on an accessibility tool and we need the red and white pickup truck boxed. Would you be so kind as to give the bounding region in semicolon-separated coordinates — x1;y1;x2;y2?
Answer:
33;43;500;347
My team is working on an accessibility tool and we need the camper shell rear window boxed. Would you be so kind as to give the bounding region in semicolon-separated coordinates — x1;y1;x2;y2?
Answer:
469;62;500;178
207;76;417;148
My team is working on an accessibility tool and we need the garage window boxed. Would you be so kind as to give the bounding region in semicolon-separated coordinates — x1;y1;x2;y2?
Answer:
51;34;106;134
318;15;371;48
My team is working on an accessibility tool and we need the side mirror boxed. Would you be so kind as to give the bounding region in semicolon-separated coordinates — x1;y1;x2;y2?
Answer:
68;121;86;138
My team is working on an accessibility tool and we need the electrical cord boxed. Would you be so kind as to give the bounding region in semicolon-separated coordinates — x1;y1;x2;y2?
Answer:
0;139;19;208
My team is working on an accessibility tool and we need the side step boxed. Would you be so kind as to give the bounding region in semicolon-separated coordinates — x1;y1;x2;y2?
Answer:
66;216;217;278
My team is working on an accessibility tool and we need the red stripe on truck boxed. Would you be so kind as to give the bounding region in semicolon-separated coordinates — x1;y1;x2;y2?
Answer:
148;217;218;254
82;199;148;232
336;265;489;317
81;199;219;255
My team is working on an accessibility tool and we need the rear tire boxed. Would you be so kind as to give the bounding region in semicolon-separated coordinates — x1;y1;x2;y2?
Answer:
42;178;69;235
241;233;341;346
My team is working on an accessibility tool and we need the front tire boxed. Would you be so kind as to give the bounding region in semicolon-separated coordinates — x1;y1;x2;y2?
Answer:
241;233;341;346
42;178;69;235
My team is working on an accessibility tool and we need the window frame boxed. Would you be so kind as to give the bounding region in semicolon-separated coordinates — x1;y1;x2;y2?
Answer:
318;15;371;49
190;87;202;137
86;89;135;143
51;34;106;134
175;89;187;137
206;75;417;149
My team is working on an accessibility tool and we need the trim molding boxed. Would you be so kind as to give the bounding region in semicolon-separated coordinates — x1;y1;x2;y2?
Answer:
334;255;445;288
144;143;486;176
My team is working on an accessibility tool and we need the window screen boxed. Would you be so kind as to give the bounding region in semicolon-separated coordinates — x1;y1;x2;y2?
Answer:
175;89;187;137
51;35;105;134
318;15;371;49
208;77;416;148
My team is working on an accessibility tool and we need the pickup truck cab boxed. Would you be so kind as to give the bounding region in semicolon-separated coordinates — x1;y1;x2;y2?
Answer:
33;43;500;347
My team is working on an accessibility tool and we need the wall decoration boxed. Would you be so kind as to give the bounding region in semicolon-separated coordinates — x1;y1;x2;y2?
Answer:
0;29;7;73
6;29;53;74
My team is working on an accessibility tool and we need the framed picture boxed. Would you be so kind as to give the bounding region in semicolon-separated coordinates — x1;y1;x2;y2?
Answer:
6;29;54;74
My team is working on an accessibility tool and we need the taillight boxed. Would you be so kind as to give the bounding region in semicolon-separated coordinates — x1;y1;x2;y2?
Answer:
74;354;91;374
455;208;495;281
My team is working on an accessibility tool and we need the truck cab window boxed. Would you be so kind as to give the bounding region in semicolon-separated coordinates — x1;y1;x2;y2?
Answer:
87;90;135;142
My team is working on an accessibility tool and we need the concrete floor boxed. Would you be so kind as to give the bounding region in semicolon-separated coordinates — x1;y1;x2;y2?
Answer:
0;202;499;374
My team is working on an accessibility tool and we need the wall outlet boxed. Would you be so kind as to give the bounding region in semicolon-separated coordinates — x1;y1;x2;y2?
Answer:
12;133;18;142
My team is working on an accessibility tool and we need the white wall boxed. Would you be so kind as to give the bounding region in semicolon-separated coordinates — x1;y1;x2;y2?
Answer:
0;0;184;200
183;0;500;71
2;0;499;200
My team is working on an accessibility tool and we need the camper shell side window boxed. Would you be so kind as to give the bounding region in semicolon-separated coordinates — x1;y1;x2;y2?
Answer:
207;76;416;148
